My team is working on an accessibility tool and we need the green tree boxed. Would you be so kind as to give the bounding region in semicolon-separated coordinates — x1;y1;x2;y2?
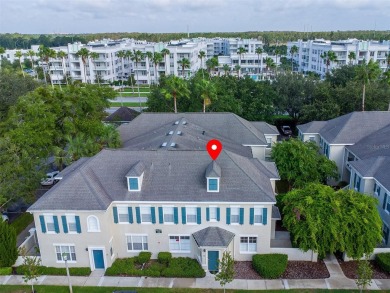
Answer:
161;48;170;74
26;50;36;78
21;247;42;293
0;218;18;267
124;50;135;93
0;46;5;71
237;47;247;77
255;47;264;75
271;139;338;189
14;50;25;77
89;52;100;87
152;52;163;84
145;51;153;84
206;57;218;77
320;50;337;74
195;79;217;112
234;64;241;78
222;64;230;76
356;258;373;292
348;51;356;65
76;47;90;83
56;50;68;85
160;75;190;113
198;50;206;78
131;50;145;110
178;58;190;79
355;59;382;111
289;45;298;72
282;183;382;259
264;57;275;78
215;251;234;293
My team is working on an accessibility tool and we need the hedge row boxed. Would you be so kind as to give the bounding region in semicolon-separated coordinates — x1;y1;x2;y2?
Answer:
0;267;12;275
252;254;288;279
16;265;91;276
376;253;390;273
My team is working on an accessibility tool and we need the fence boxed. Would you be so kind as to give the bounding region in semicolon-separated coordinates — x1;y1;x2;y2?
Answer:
270;248;318;262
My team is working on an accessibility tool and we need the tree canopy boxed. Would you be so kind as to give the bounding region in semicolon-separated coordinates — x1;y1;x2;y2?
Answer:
282;183;382;259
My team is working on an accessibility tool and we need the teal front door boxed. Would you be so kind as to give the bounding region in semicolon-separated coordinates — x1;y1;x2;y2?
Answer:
208;251;219;273
93;250;105;269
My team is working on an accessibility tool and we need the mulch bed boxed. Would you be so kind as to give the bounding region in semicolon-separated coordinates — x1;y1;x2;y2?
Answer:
338;259;390;279
234;260;330;279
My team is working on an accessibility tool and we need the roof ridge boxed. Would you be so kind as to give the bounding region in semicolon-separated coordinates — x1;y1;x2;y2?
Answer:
80;167;112;209
232;114;266;143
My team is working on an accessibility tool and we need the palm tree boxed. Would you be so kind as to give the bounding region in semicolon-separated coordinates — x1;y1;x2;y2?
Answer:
57;50;68;85
124;50;135;93
274;47;283;75
237;47;247;77
206;57;218;78
89;52;100;87
160;75;190;113
178;58;190;79
234;64;241;78
76;47;90;83
264;57;276;78
37;45;50;85
152;52;163;84
0;46;5;71
198;50;206;78
289;45;298;72
161;48;170;74
145;51;153;85
131;50;145;111
26;50;36;77
355;59;382;111
196;79;217;113
222;64;230;76
15;50;25;77
320;50;337;74
386;53;390;70
348;51;356;65
255;47;263;76
117;50;126;86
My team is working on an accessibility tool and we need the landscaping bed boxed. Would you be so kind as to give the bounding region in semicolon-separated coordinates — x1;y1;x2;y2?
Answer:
338;259;390;279
234;260;329;279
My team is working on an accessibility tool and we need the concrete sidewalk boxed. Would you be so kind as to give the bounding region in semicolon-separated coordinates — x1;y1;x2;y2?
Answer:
1;254;389;290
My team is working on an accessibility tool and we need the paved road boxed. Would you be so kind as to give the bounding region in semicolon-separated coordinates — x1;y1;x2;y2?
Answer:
110;97;148;103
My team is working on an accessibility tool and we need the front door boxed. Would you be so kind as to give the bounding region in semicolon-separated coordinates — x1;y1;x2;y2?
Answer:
93;250;105;269
208;250;219;273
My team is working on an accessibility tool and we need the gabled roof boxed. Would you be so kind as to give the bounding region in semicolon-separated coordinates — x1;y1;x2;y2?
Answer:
104;107;140;122
296;121;327;134
350;156;390;191
251;122;279;135
29;149;277;211
346;124;390;159
205;161;221;178
192;227;235;247
118;113;269;155
126;161;145;177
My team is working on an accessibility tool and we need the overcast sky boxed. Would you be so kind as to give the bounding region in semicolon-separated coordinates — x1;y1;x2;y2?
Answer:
0;0;389;34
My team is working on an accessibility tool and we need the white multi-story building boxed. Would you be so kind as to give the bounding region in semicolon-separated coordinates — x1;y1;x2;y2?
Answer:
205;38;263;58
288;39;390;77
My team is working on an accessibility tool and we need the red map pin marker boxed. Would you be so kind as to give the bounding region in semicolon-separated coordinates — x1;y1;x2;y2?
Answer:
207;139;223;160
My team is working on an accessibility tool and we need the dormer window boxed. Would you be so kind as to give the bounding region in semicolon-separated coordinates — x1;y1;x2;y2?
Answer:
128;178;140;191
126;161;145;192
205;161;221;193
207;178;219;192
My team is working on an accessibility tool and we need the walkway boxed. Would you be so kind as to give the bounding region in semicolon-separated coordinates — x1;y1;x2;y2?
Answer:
1;254;389;290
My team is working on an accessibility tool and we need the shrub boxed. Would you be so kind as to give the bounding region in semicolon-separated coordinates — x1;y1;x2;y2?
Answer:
252;254;288;279
158;252;172;265
0;220;18;267
161;257;205;278
0;267;12;275
137;251;152;264
105;258;135;276
16;265;90;276
376;253;390;272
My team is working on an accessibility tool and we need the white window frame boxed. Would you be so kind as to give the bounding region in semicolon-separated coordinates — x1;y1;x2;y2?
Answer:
44;214;56;234
140;205;152;224
54;244;77;263
186;206;197;224
163;206;174;224
209;206;218;222
168;234;191;253
87;215;100;232
265;136;272;148
207;177;219;192
230;206;240;225
117;206;129;224
239;235;258;254
65;214;77;234
126;234;148;252
253;207;263;225
127;173;144;192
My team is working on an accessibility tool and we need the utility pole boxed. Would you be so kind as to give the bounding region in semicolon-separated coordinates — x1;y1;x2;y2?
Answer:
62;254;73;293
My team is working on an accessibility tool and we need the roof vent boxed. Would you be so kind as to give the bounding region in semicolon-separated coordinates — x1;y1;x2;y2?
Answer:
182;121;187;125
174;121;179;125
202;131;205;135
170;143;176;147
168;131;174;135
161;142;167;147
177;131;182;135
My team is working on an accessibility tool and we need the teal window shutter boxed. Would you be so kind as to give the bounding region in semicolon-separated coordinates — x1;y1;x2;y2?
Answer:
174;207;179;224
357;177;361;191
158;207;164;224
239;208;244;225
39;215;46;233
197;207;201;224
53;216;60;233
250;208;254;225
262;208;268;225
113;207;118;224
226;208;231;225
206;208;210;221
151;207;156;224
216;208;220;221
181;207;186;224
136;207;141;223
61;216;68;233
129;178;139;190
128;207;133;223
75;216;81;233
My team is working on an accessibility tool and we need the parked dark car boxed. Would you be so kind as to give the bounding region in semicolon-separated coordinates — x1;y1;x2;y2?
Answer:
281;125;292;136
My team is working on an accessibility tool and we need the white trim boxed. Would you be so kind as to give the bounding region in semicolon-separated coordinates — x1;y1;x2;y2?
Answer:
87;215;101;232
125;234;149;252
139;205;152;224
168;234;191;253
116;205;130;224
239;235;258;254
207;177;220;193
88;246;107;271
53;243;77;263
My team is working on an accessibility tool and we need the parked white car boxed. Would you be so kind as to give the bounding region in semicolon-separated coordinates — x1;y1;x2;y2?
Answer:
1;213;9;222
40;171;60;186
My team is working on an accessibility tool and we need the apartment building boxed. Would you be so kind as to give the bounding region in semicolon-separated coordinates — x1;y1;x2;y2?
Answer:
287;39;390;77
205;38;263;58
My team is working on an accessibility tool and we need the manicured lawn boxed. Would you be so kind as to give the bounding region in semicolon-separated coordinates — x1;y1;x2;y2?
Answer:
110;102;146;107
10;213;34;235
0;286;386;293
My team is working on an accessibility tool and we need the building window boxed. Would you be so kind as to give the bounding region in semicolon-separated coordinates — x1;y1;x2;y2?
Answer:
163;207;174;223
266;137;272;148
128;178;139;190
66;215;77;233
127;235;148;251
209;207;217;221
45;215;56;232
140;206;152;223
186;207;197;224
254;208;262;224
207;178;219;192
309;136;315;142
231;207;240;224
240;236;257;253
383;223;389;245
375;184;381;197
169;235;190;252
55;245;76;262
386;194;390;214
87;216;100;232
117;206;129;223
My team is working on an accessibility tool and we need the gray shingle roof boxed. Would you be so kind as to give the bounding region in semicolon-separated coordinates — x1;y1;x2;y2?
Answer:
104;107;139;122
28;149;277;211
296;121;327;134
272;206;281;220
126;161;146;177
350;156;390;191
318;112;390;144
54;158;90;180
205;161;221;178
192;227;235;247
118;113;269;155
251;122;279;135
346;125;390;159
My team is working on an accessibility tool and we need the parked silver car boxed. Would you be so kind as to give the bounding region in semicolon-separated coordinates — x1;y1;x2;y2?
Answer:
40;171;60;186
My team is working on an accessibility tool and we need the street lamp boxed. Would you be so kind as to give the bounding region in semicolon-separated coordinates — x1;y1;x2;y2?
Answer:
62;253;73;293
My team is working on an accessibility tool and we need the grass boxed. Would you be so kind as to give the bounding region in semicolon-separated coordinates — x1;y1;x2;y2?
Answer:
10;213;34;235
121;87;150;92
0;287;385;293
110;102;147;107
117;93;150;97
